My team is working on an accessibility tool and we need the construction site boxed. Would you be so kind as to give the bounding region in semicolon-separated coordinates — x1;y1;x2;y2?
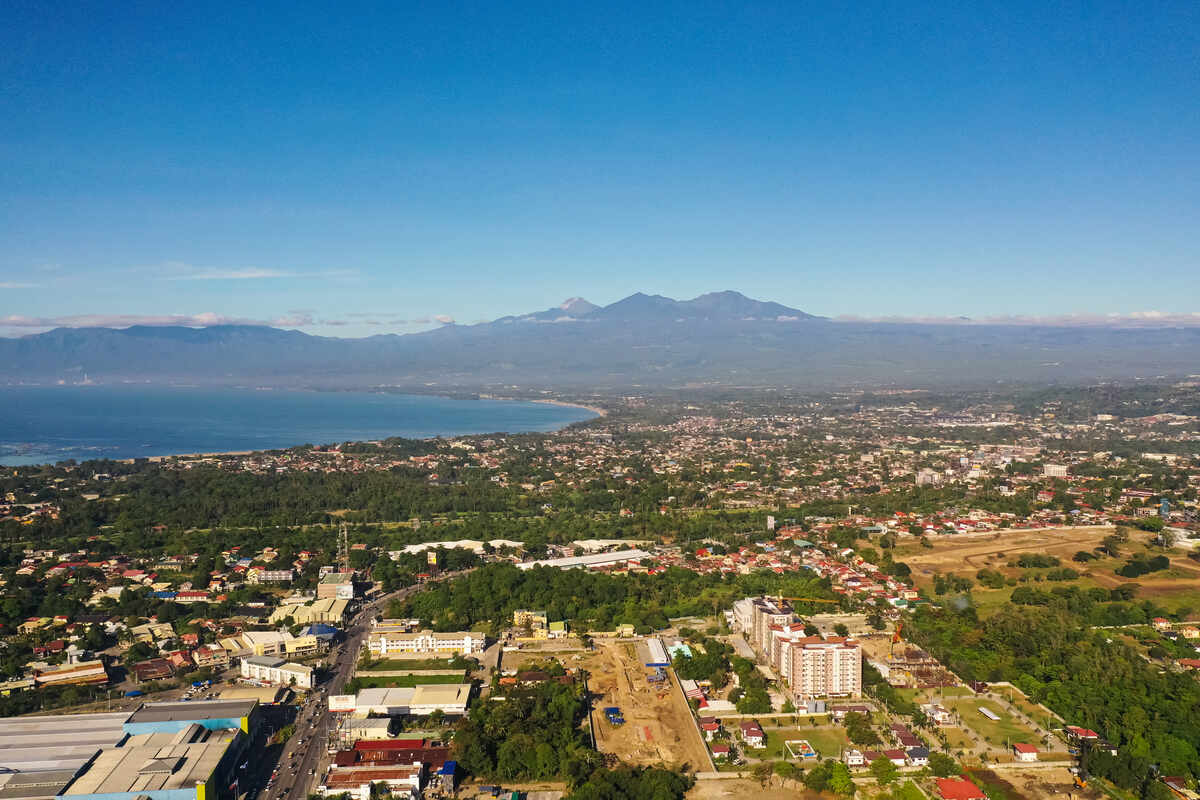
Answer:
582;640;711;771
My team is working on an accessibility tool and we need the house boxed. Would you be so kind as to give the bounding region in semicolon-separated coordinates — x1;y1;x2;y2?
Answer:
843;749;866;767
1161;777;1199;800
906;746;930;766
193;643;231;669
936;778;987;800
1153;617;1172;632
1064;726;1100;749
1013;743;1039;762
1180;626;1200;640
922;703;956;726
883;749;907;767
698;717;721;741
711;744;730;761
131;657;175;682
740;721;766;749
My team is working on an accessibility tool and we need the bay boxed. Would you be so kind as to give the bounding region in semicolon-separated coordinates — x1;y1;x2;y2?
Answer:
0;386;597;466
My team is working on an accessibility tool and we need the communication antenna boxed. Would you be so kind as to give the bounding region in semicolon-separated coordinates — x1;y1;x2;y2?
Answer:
338;521;350;572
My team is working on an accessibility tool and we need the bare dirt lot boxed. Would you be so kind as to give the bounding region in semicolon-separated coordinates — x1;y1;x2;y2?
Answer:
584;640;712;771
898;527;1117;585
978;767;1097;800
688;777;820;800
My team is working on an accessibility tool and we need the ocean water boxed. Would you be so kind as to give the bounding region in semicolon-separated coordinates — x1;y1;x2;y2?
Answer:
0;386;597;466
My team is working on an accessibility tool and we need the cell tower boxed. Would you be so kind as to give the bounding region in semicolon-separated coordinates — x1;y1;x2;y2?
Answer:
338;521;350;572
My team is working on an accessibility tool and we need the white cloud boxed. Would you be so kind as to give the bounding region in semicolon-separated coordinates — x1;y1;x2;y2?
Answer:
156;262;358;281
434;314;455;324
167;268;296;281
0;312;316;330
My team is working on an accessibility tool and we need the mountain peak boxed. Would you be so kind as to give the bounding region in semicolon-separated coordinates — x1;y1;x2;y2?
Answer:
559;297;598;314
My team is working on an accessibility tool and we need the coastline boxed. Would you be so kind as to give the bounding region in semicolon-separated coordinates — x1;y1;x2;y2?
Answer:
530;398;608;417
0;388;600;470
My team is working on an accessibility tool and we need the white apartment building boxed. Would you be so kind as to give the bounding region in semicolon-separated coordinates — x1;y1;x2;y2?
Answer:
1043;464;1069;478
366;629;486;657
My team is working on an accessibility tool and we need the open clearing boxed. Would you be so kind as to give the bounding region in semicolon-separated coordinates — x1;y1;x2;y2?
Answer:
688;778;821;800
898;527;1200;610
584;640;711;771
897;527;1116;582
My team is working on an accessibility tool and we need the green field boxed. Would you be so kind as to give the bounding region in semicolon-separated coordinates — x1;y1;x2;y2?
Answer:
357;657;472;671
943;696;1040;747
759;725;848;760
346;672;467;690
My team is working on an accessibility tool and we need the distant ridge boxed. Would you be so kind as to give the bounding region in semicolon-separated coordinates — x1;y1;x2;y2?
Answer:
3;290;1198;388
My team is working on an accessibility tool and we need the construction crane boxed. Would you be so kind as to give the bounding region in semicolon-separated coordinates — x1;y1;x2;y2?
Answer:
890;621;903;656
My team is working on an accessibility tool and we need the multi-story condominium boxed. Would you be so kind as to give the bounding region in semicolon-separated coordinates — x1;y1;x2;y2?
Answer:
366;629;486;657
732;596;794;655
787;637;861;700
732;596;862;701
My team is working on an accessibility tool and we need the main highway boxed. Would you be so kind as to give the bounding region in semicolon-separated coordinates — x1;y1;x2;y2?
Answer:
260;570;472;800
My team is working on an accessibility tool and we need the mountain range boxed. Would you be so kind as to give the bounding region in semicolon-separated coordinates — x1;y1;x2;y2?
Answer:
3;291;1199;389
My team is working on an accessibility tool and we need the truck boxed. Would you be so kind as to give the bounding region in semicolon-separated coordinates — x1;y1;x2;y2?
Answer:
603;707;625;725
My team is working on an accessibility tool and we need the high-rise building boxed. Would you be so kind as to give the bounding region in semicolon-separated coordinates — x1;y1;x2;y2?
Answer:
787;637;862;700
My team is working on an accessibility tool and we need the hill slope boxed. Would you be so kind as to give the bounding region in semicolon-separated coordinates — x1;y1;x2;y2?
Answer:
3;291;1197;388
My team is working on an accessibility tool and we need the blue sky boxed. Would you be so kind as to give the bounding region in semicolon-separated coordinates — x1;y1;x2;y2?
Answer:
2;1;1198;338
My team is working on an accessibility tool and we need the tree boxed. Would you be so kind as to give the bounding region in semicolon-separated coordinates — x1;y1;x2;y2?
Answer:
834;623;850;637
829;761;856;796
870;755;899;786
928;752;959;777
736;687;771;715
752;762;774;787
844;712;880;745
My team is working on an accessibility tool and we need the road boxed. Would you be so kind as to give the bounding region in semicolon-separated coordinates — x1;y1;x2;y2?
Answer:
261;571;472;800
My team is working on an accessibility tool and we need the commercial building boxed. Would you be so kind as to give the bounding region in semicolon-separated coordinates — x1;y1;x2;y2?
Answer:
1043;464;1069;478
245;568;294;584
328;684;471;717
269;597;349;626
0;701;258;800
317;573;356;600
240;656;313;689
0;711;130;800
60;725;244;800
31;659;108;687
217;630;294;657
515;549;652;571
366;629;485;657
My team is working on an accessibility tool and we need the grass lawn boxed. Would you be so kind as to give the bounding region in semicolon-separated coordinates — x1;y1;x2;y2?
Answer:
346;673;467;690
943;728;976;754
898;686;972;705
357;657;472;671
759;726;848;760
943;697;1040;748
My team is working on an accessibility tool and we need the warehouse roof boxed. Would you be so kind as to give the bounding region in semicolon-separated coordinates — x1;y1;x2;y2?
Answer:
126;699;256;724
61;729;239;796
410;684;470;706
516;549;652;571
0;712;130;774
